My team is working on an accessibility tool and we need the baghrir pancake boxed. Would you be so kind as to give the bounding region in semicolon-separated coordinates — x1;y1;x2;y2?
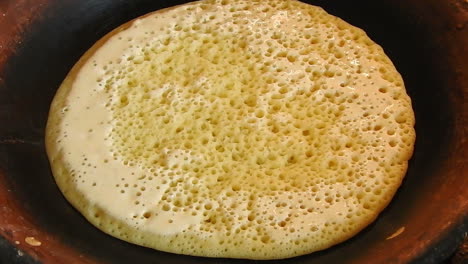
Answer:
46;0;415;259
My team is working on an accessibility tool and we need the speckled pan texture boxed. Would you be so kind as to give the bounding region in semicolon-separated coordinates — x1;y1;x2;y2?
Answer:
0;0;467;263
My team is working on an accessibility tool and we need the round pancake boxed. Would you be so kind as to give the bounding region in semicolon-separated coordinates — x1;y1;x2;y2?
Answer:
46;0;416;260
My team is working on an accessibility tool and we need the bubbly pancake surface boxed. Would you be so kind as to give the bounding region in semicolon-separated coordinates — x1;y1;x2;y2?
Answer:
46;0;415;259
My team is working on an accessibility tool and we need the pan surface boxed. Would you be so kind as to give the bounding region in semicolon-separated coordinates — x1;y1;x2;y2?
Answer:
0;0;467;263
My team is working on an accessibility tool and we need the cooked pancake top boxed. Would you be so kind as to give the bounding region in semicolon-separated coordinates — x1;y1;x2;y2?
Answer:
46;0;415;259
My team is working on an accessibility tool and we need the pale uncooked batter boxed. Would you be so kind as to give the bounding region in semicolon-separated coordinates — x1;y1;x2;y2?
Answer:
46;0;415;259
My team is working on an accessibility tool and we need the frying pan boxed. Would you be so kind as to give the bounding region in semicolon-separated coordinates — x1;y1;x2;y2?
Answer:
0;0;467;263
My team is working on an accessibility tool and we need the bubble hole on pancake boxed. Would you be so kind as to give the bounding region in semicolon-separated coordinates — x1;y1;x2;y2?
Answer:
46;0;415;260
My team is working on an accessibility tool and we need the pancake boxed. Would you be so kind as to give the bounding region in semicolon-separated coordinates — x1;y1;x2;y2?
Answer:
45;0;416;260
